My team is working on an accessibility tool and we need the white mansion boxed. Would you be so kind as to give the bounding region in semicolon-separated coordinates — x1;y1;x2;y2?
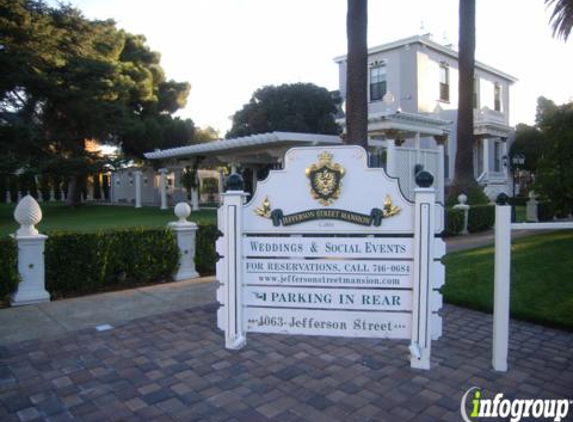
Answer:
114;34;517;208
334;34;517;198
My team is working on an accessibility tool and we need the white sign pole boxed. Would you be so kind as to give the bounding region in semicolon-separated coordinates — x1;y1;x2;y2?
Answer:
410;185;435;370
219;188;248;349
493;203;511;371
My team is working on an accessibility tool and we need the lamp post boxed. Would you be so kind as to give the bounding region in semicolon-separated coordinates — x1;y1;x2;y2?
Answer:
504;153;525;222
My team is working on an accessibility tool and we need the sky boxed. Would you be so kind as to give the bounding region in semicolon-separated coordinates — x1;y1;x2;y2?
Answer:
49;0;572;135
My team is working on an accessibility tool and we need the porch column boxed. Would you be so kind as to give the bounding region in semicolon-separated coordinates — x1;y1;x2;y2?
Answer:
483;138;489;176
159;168;168;210
251;167;258;195
218;169;225;203
414;131;421;168
191;187;199;211
134;170;142;208
386;140;396;177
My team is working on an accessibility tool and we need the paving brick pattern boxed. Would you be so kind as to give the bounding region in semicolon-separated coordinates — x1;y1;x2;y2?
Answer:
1;304;572;421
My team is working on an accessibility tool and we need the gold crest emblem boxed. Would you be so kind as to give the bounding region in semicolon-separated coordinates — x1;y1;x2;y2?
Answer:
305;151;345;206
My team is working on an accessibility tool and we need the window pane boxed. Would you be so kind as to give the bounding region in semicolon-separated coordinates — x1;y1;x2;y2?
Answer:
369;66;386;101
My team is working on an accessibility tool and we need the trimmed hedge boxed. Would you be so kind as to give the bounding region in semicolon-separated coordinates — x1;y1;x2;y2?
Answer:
538;201;556;222
468;204;495;233
1;224;220;300
443;208;465;237
45;228;179;297
196;223;219;275
0;238;19;298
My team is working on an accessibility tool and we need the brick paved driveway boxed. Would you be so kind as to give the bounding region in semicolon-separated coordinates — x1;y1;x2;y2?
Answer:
1;304;572;422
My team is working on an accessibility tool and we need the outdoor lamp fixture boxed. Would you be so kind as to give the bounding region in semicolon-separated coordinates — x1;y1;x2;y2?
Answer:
512;153;525;167
510;153;526;222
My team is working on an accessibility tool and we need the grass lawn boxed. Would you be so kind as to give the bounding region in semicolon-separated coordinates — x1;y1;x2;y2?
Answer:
515;205;526;223
0;202;217;237
443;230;573;330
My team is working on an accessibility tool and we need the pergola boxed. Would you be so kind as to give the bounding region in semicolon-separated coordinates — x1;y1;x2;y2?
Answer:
142;132;344;209
141;114;451;208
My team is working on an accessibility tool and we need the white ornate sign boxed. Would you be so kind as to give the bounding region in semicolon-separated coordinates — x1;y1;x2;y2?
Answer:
216;145;444;369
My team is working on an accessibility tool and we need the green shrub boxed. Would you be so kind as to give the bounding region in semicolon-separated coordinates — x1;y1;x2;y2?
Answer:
45;228;179;297
538;201;556;222
468;204;495;233
0;237;19;298
196;223;219;274
443;208;465;237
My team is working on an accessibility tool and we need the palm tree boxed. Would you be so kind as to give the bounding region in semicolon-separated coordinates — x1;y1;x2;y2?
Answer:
345;0;368;147
545;0;573;41
452;0;476;195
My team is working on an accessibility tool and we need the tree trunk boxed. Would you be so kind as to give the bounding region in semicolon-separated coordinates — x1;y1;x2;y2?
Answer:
345;0;368;147
66;175;82;207
452;0;477;196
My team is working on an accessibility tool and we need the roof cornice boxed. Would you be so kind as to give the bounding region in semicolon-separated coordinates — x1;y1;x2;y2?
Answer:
334;35;518;83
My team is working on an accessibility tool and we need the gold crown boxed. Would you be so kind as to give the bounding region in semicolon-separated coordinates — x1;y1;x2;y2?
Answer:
318;151;333;164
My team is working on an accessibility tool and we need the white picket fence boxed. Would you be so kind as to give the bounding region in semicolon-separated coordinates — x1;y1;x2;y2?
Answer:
386;143;444;204
493;206;573;371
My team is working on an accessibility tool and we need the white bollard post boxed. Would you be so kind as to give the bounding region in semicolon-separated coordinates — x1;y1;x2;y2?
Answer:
6;190;11;204
134;170;142;209
453;193;470;235
11;195;50;306
168;203;199;281
493;196;512;371
49;189;55;202
159;168;168;210
526;191;538;223
410;171;436;370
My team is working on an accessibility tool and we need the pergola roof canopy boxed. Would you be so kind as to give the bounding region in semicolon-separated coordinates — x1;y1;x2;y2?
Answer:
144;132;343;162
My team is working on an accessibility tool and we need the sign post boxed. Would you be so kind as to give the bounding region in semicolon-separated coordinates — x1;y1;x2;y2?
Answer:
216;146;444;368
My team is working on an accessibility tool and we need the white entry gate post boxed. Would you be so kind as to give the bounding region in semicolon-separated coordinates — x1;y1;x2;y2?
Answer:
11;195;50;306
493;194;573;371
216;146;445;368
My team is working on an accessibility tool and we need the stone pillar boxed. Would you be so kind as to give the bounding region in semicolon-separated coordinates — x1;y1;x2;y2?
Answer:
6;190;11;204
134;170;142;209
11;195;50;306
86;177;94;201
159;168;168;210
49;189;55;202
169;203;199;280
60;189;66;202
453;193;470;235
526;190;538;222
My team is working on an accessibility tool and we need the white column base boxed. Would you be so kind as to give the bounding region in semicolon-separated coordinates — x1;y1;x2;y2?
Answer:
11;290;50;307
11;234;50;306
169;222;200;281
